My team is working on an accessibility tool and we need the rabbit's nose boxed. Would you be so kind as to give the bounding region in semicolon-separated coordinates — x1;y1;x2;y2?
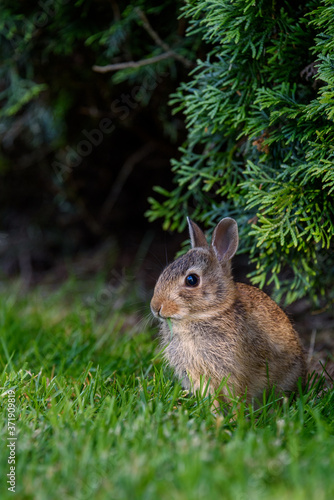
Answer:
150;298;162;317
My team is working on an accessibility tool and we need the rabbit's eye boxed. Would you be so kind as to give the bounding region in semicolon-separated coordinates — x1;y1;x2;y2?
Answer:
185;274;199;287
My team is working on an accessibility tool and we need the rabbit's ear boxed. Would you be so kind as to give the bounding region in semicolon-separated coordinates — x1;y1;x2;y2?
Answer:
187;217;209;249
211;218;239;263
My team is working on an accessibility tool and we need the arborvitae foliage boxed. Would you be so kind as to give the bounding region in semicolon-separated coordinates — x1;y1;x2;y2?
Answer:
147;0;334;307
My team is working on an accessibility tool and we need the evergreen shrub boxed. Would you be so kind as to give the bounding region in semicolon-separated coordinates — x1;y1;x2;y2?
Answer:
147;0;334;306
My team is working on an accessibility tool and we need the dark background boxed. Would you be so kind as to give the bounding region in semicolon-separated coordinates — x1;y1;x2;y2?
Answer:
0;0;198;287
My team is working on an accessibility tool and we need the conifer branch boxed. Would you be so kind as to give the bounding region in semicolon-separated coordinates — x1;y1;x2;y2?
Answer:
93;51;175;73
93;8;193;73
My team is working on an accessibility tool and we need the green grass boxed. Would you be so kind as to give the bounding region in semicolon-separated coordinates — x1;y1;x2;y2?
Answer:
0;279;334;500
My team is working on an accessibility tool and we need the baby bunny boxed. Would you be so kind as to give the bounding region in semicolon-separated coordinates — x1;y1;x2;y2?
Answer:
151;217;307;404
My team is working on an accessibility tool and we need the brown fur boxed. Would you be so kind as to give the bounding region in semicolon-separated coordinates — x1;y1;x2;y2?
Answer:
150;218;307;404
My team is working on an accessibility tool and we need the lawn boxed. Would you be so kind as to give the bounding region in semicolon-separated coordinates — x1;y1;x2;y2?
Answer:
0;279;334;500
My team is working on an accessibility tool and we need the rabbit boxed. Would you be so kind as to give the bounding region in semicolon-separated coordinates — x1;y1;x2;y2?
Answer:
150;217;307;405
